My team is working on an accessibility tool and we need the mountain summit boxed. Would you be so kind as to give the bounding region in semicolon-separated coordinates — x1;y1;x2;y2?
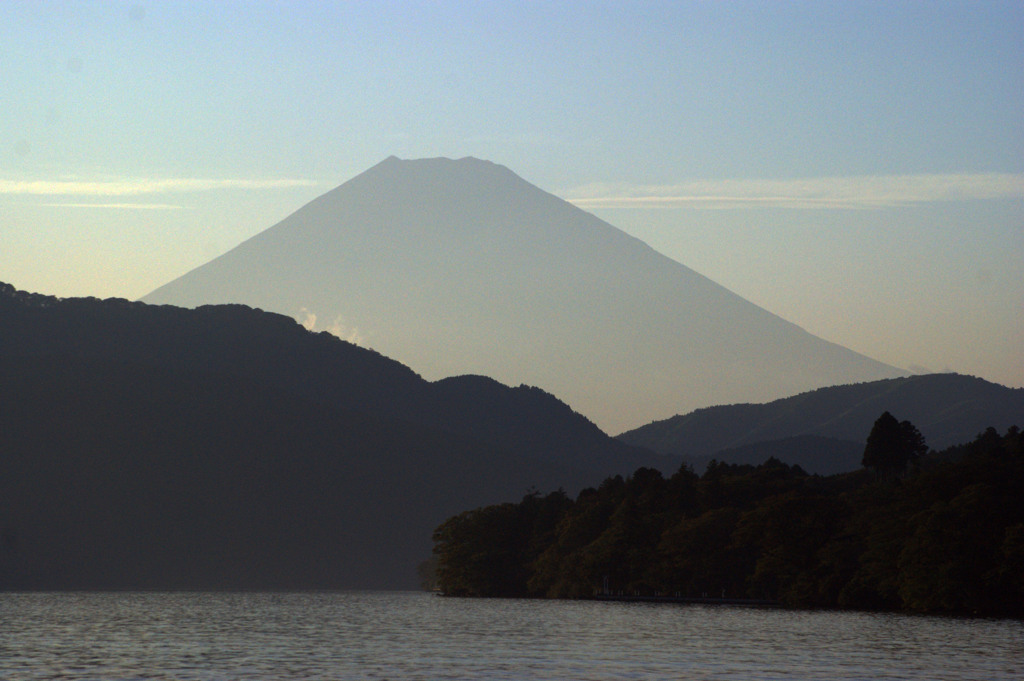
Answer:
144;156;904;432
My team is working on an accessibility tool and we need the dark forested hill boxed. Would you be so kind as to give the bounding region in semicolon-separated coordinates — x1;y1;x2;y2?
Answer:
0;282;663;589
617;375;1024;474
431;427;1024;617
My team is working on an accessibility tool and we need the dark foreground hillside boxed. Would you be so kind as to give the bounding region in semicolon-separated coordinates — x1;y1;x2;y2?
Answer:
432;426;1024;617
0;283;661;589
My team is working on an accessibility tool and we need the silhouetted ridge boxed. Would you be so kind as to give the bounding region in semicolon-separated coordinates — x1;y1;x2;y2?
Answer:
0;282;663;590
429;375;621;460
618;374;1024;474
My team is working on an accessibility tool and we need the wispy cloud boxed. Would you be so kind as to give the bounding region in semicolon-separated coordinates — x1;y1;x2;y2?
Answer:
565;173;1024;210
0;177;319;197
34;202;188;210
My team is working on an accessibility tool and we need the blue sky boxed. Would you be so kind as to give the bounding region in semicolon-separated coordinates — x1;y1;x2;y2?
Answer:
2;1;1022;390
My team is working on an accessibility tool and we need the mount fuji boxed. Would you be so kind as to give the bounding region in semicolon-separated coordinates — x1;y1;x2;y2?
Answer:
144;156;904;433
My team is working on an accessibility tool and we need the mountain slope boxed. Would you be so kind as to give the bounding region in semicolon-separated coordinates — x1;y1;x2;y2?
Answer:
617;374;1024;473
0;283;662;589
143;156;904;433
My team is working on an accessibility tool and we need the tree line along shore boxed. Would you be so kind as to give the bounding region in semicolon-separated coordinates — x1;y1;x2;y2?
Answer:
430;417;1024;617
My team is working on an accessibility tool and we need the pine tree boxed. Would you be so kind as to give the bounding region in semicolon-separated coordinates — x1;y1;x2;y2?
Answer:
862;411;927;478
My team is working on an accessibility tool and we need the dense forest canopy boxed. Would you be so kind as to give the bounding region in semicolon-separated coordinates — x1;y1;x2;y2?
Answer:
432;422;1024;617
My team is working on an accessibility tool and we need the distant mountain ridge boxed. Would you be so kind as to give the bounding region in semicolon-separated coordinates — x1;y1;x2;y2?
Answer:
617;374;1024;474
143;156;904;433
0;282;663;590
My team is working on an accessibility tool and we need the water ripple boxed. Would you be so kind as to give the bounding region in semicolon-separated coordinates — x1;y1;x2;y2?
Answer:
1;592;1022;680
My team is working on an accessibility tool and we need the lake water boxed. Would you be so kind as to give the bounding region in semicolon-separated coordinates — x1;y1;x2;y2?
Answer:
2;591;1021;680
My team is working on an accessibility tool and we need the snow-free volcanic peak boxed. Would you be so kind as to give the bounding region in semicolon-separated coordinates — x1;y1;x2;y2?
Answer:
143;156;905;433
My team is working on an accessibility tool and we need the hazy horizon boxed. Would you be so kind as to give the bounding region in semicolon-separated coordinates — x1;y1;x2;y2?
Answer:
3;2;1022;396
